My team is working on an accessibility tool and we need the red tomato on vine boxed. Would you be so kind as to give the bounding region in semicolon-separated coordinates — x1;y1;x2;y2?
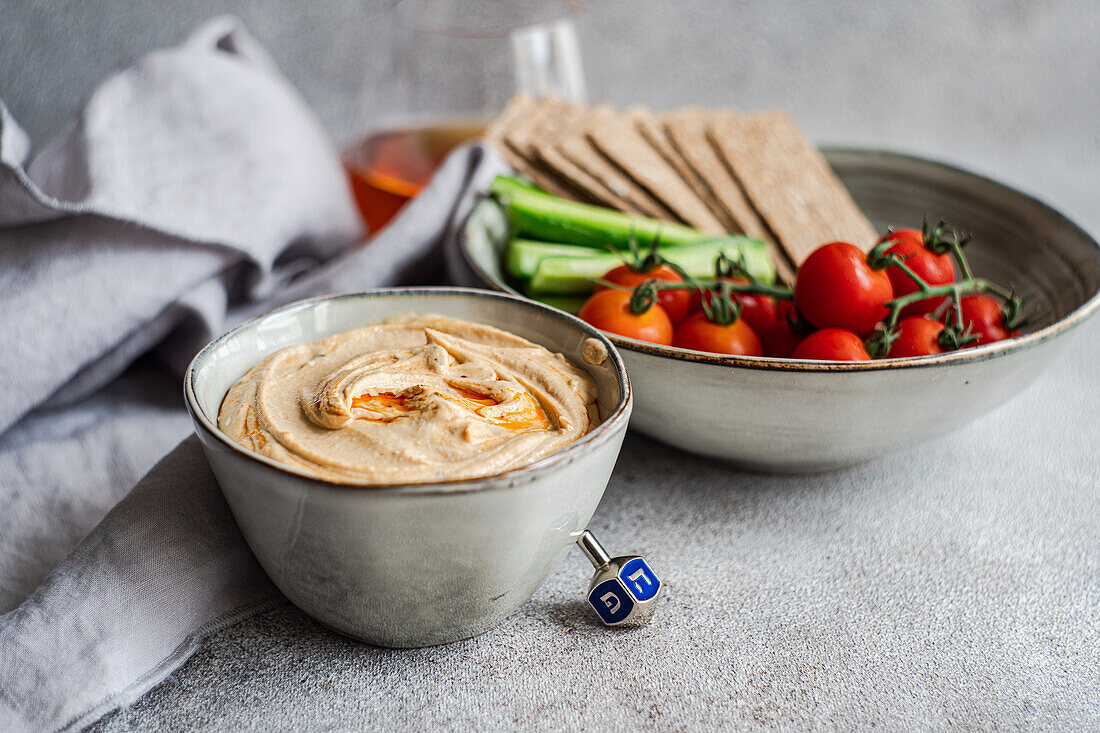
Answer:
578;288;674;345
673;312;763;356
794;241;893;335
791;328;872;361
690;278;777;335
950;295;1020;346
888;316;947;357
597;263;690;325
880;228;956;317
758;300;804;358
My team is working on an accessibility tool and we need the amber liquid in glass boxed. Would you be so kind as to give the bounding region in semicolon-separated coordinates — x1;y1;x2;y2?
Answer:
344;122;487;234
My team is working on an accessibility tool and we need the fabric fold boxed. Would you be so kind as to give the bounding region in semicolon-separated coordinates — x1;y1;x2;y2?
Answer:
0;437;282;732
0;16;509;726
0;17;363;432
0;140;505;731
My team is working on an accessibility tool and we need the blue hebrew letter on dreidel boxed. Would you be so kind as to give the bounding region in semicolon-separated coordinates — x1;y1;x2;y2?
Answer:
588;578;634;625
619;557;660;602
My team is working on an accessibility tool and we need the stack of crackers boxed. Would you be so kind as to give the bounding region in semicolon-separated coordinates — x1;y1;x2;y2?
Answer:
486;94;877;282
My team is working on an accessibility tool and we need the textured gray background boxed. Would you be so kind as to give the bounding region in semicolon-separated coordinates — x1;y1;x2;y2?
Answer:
4;0;1098;234
2;0;1099;730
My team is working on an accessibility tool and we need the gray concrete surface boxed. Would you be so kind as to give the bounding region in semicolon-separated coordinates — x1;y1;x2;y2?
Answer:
3;0;1099;729
89;336;1100;729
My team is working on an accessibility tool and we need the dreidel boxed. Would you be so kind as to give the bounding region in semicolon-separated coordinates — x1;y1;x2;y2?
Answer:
576;530;661;626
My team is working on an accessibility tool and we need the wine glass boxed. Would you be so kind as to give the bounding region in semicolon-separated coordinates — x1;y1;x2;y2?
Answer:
344;0;588;234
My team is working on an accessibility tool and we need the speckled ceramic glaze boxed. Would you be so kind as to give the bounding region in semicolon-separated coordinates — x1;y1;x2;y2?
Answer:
455;149;1100;471
185;289;632;647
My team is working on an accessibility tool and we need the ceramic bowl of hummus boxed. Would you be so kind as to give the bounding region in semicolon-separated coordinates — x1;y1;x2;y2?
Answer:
455;149;1100;471
184;287;631;647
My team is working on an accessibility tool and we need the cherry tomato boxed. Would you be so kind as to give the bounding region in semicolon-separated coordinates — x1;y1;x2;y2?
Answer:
880;229;956;317
794;242;894;335
758;300;804;358
948;295;1019;346
689;278;778;335
791;328;871;361
888;316;946;358
673;312;763;356
597;264;690;324
578;289;674;345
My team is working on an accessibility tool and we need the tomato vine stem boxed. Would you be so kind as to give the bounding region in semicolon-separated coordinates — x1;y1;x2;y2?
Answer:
865;225;1027;357
594;216;1027;355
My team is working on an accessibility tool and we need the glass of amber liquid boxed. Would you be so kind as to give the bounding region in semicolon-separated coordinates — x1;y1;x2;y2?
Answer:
345;0;587;234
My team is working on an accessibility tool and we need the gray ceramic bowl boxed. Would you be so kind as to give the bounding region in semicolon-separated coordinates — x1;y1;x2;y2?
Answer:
454;149;1100;471
184;288;631;647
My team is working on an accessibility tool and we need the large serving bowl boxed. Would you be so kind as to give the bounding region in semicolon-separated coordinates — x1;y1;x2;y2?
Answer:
184;288;631;647
455;149;1100;471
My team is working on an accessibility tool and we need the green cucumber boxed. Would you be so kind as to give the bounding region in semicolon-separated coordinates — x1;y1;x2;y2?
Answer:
500;176;544;193
527;237;774;295
505;239;603;281
491;175;708;249
528;294;588;315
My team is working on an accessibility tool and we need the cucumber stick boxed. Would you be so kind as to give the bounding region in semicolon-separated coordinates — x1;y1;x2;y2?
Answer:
505;239;602;281
527;237;775;295
529;294;588;315
491;176;708;249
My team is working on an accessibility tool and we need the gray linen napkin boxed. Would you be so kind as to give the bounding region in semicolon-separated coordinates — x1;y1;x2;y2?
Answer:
0;18;505;731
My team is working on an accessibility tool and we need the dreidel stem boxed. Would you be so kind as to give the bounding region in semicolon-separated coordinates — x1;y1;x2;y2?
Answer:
577;529;611;569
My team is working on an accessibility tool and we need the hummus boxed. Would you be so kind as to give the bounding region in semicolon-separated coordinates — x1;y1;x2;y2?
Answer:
218;314;600;484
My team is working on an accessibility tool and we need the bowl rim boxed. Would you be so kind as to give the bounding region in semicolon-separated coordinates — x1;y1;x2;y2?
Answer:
183;286;633;494
461;146;1100;372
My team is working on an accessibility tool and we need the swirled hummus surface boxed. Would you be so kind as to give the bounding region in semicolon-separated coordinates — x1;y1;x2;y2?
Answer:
218;314;600;484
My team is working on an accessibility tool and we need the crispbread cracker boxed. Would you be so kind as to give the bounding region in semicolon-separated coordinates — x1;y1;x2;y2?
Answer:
521;162;591;201
710;110;877;264
484;94;540;175
586;110;725;233
502;97;562;157
484;93;539;174
484;93;536;146
484;95;875;283
633;107;739;231
664;109;793;281
498;146;581;200
517;99;640;211
555;106;678;221
485;95;581;199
